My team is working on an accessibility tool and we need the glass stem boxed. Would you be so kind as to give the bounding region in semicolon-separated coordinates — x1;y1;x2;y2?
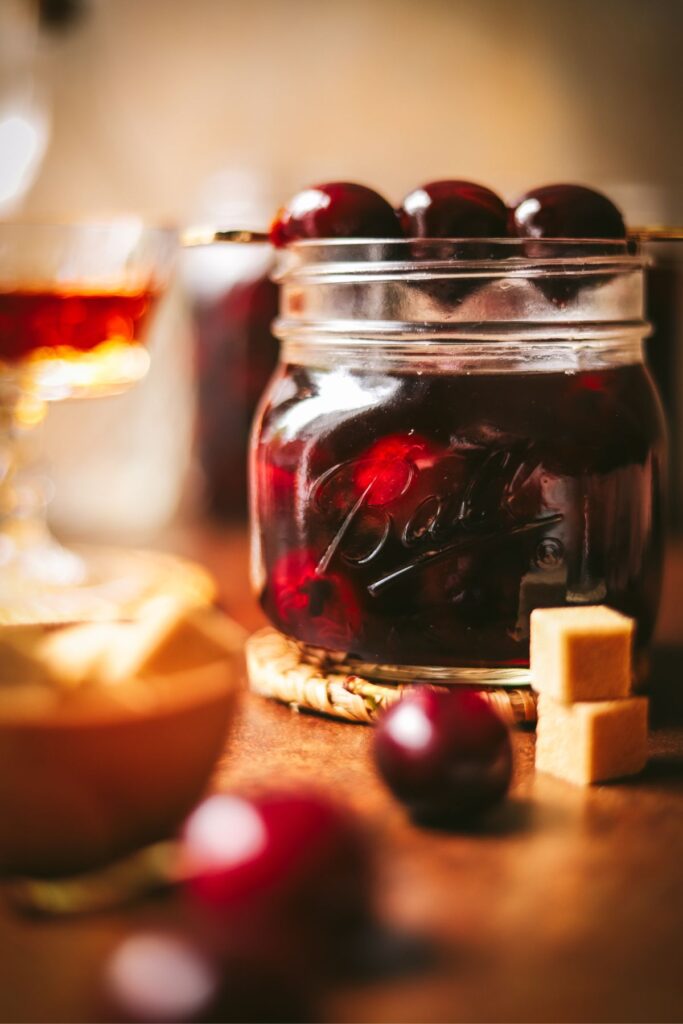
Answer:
0;372;84;586
0;374;45;533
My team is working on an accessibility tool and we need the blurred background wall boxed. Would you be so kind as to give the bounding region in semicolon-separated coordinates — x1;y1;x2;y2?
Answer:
1;0;682;538
16;0;683;223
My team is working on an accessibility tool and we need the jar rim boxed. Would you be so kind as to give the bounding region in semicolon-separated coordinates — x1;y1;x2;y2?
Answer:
275;237;646;342
288;236;632;249
276;237;641;281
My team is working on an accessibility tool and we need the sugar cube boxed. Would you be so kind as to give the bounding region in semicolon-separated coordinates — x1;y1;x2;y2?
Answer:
530;605;634;702
535;693;648;785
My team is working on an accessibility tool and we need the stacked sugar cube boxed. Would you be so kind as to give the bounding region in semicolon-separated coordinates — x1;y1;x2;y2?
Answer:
530;606;648;785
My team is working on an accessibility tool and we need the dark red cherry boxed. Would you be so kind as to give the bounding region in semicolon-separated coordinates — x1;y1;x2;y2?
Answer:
373;689;512;825
510;184;626;239
103;932;221;1023
270;182;402;246
264;547;361;647
103;931;314;1024
256;438;304;510
399;180;508;238
354;433;442;507
179;790;373;963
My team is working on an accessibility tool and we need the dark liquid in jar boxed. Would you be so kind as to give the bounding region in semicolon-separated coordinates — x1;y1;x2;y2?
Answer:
254;363;665;669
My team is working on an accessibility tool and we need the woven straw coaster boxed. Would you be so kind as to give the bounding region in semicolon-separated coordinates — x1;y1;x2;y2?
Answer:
246;627;537;726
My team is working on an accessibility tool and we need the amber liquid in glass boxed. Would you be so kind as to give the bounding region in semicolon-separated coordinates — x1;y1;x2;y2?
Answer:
0;287;160;363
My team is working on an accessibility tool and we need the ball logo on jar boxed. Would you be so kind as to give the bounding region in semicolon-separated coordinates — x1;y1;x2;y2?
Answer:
311;441;564;593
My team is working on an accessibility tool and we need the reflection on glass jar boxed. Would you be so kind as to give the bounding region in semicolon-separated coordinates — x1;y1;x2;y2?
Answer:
250;240;666;686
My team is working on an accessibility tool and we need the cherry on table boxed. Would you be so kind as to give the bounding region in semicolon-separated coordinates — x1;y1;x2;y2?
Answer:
399;180;508;238
103;932;220;1023
103;930;314;1024
178;789;373;967
510;184;626;239
373;688;513;826
270;182;402;247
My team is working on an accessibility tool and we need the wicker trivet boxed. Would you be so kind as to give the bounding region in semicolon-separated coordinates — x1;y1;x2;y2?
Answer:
246;627;537;725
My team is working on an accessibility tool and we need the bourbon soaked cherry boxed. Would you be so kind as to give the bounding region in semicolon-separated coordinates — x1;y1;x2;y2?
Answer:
353;433;443;507
267;547;362;649
270;182;401;247
511;184;626;240
399;180;508;238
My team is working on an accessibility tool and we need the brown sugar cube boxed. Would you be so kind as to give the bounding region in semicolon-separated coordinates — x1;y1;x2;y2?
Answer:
530;605;634;702
535;693;648;785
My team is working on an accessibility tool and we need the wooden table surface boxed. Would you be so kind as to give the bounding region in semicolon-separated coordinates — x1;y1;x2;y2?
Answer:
1;526;682;1024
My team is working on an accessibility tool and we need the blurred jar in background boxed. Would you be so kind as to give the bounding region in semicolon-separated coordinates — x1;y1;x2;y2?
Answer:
611;185;683;531
183;170;279;521
646;239;683;528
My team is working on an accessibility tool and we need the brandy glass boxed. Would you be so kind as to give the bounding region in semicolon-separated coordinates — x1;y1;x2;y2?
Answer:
0;221;177;621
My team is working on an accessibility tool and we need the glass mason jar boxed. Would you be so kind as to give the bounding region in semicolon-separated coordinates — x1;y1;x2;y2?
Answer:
250;239;666;687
